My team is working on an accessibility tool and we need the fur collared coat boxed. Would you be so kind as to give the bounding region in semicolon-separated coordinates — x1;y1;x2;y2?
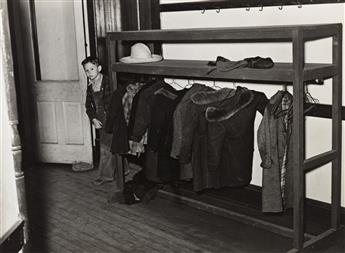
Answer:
187;87;268;191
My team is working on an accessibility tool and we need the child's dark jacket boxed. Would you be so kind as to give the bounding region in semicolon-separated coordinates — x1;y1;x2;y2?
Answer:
85;75;112;121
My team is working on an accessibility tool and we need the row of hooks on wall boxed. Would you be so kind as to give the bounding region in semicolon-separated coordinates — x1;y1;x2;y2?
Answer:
246;2;303;11
201;2;303;14
160;0;342;13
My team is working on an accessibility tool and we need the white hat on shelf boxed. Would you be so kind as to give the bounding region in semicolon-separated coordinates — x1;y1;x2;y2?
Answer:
119;43;163;64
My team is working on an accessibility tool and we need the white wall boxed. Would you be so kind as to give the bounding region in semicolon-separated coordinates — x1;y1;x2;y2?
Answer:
160;1;345;207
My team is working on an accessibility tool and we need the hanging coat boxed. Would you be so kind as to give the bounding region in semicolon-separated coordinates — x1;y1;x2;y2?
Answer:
190;87;268;191
105;85;129;154
257;90;294;213
170;83;212;180
146;85;187;182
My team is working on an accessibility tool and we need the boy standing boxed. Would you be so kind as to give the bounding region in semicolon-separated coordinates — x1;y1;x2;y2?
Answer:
82;56;114;185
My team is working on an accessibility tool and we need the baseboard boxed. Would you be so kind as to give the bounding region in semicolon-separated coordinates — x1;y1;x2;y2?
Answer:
159;182;344;236
0;220;24;253
246;184;345;226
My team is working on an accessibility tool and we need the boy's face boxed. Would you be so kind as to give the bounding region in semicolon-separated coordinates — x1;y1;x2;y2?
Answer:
83;62;102;80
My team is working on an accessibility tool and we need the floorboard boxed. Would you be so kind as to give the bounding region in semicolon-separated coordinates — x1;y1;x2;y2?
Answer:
23;164;344;253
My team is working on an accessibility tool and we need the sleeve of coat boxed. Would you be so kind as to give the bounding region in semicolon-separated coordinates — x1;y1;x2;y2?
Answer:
256;92;269;115
170;107;183;159
102;76;113;113
104;88;122;134
130;91;151;142
178;103;200;164
257;107;272;170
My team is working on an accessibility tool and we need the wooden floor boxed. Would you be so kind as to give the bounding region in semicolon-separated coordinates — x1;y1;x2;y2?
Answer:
23;164;343;253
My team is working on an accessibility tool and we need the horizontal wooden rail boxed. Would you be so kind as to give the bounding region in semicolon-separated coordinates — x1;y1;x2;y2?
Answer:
112;60;335;83
304;150;337;173
158;190;314;239
107;24;341;42
306;103;345;120
301;227;344;251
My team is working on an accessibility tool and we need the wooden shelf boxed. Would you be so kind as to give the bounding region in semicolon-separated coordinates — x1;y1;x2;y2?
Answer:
112;60;336;83
107;23;341;42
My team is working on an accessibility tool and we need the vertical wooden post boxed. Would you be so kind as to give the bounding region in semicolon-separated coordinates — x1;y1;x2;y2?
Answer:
292;28;305;250
139;0;162;54
120;0;138;31
1;1;28;241
331;24;342;229
151;0;162;55
106;36;118;91
106;35;126;196
114;154;125;191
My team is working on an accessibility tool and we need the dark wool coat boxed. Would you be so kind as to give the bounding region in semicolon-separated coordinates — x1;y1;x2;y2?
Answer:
145;85;187;182
129;80;165;142
178;87;235;165
104;85;130;154
170;83;212;180
258;90;293;213
170;83;211;159
190;87;268;191
127;80;155;138
85;75;112;121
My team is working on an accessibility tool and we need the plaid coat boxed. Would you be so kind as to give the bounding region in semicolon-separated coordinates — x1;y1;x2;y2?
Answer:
258;90;293;213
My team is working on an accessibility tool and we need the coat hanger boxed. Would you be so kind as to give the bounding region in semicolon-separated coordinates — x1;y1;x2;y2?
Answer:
304;85;319;104
304;84;319;114
282;84;287;92
185;79;194;89
168;78;183;89
211;80;221;90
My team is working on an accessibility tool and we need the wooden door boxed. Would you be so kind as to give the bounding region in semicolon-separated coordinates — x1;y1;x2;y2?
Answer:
33;1;92;164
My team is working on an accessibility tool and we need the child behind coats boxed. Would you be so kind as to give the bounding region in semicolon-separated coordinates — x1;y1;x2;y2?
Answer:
82;56;114;185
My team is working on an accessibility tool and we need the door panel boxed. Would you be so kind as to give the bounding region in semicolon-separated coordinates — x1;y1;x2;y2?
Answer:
37;101;58;144
35;79;91;163
63;102;84;145
34;1;92;164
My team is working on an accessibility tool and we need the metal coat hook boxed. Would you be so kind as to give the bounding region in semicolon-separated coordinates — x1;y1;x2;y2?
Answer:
259;5;264;11
278;3;284;10
201;8;206;14
297;1;303;8
216;7;220;13
212;80;221;90
245;6;250;11
185;79;194;88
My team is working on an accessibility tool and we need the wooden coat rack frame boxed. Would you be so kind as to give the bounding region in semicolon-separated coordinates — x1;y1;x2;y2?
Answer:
107;23;343;252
